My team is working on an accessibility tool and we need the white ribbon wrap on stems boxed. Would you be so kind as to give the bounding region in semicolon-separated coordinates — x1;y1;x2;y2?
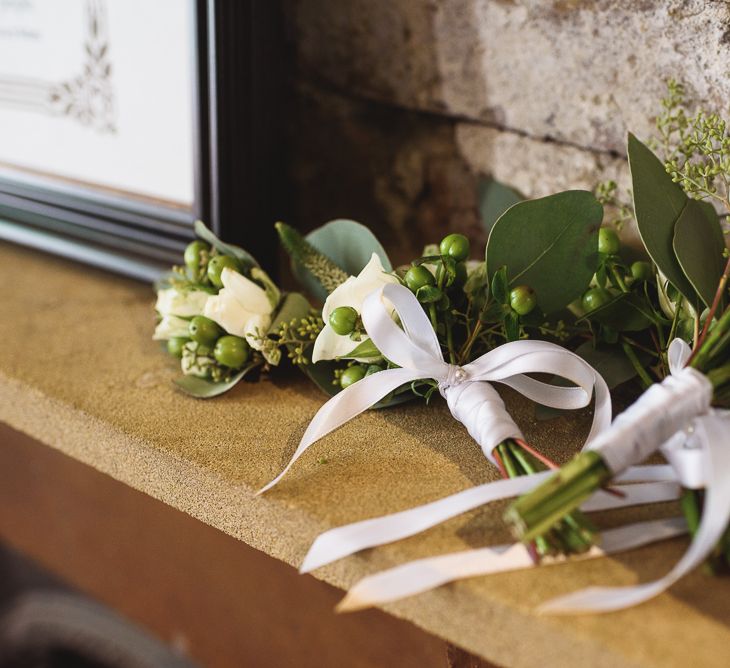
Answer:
587;339;712;474
259;282;611;493
541;409;730;614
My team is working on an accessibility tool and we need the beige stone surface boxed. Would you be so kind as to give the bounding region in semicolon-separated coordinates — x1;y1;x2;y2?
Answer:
290;0;730;153
285;0;729;249
3;240;730;667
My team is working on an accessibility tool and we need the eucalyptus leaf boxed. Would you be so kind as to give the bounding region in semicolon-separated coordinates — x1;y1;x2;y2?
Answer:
268;292;311;335
486;190;602;314
627;134;696;305
194;220;259;269
673;199;726;310
174;363;259;398
478;178;523;234
298;359;341;398
294;219;392;303
573;341;642;389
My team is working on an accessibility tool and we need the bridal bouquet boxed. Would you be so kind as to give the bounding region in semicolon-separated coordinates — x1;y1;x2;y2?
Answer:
507;83;730;579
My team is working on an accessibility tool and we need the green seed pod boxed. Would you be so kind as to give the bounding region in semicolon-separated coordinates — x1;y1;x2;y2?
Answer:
167;337;189;358
598;227;620;255
207;255;241;288
189;315;223;345
405;265;435;292
509;285;537;316
340;365;367;389
214;335;250;369
581;287;612;312
329;306;359;336
439;233;470;262
184;240;210;270
630;260;652;282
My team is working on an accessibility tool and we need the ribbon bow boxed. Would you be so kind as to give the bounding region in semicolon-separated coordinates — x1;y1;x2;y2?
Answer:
259;282;611;493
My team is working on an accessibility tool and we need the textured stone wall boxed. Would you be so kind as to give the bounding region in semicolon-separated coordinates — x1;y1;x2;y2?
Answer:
284;0;730;261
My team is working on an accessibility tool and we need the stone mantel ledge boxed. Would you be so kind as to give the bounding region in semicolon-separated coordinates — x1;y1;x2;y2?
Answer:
3;241;729;668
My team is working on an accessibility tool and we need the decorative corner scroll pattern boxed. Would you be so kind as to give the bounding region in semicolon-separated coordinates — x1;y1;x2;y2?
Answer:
49;0;117;133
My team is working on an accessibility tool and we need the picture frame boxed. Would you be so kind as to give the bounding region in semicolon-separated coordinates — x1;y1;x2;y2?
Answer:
0;0;285;281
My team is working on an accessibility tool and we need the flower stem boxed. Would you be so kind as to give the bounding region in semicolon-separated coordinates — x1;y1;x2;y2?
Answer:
621;338;654;389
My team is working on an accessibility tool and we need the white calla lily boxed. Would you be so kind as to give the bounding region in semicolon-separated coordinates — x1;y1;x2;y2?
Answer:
312;253;398;363
203;267;275;349
153;315;191;341
155;288;209;317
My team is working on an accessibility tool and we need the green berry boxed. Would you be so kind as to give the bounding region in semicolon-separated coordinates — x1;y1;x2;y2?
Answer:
582;287;612;312
340;365;367;389
598;228;620;255
439;233;470;262
365;364;383;376
509;285;537;316
213;335;250;369
207;255;241;288
167;337;189;358
405;265;435;292
184;240;210;271
630;261;652;282
329;306;358;336
189;315;223;345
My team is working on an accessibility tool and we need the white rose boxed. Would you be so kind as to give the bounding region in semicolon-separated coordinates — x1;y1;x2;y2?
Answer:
153;315;191;341
203;267;275;350
155;288;209;317
312;253;398;363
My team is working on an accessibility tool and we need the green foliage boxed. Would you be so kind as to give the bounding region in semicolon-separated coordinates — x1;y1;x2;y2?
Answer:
194;220;259;269
486;190;602;315
276;222;350;300
629;133;726;310
174;363;259;398
478;177;523;234
673;197;727;311
656;79;730;214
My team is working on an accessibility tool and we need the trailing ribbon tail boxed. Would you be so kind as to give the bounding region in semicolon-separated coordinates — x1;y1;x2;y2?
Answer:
259;283;611;494
300;471;680;574
539;410;730;614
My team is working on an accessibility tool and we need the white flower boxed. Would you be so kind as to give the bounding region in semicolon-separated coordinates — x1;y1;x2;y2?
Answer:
155;288;209;317
312;253;398;363
153;315;191;341
203;267;275;349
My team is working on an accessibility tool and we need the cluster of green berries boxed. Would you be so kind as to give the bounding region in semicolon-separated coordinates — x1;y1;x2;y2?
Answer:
580;227;653;313
168;315;250;370
184;239;244;288
403;233;470;301
166;241;251;371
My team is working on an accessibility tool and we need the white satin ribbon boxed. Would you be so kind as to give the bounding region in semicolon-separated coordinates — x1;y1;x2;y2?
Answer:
328;341;728;615
259;282;611;493
587;339;713;474
336;518;688;612
301;471;680;573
